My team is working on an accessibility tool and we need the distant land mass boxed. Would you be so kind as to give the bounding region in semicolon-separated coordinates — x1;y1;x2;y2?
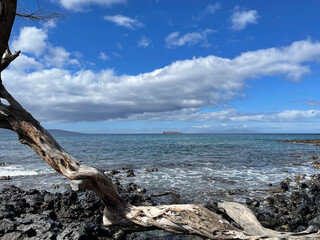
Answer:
163;131;183;134
0;129;85;136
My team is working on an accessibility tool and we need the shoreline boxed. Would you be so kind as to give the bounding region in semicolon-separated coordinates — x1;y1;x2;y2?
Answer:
1;164;320;239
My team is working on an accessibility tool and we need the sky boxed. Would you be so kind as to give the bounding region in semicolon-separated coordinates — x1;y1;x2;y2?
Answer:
3;0;320;133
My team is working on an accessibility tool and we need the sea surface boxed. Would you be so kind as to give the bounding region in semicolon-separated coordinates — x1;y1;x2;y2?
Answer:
1;133;320;203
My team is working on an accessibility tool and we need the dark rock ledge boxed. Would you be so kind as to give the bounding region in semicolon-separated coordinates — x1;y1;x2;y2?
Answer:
0;172;194;240
279;139;320;146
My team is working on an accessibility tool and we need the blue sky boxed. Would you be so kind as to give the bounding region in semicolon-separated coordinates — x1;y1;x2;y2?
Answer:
3;0;320;133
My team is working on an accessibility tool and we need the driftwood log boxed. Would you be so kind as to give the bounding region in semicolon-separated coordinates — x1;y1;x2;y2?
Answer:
1;1;320;239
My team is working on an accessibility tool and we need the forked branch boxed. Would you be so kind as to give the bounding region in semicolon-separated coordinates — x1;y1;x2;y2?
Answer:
0;46;21;72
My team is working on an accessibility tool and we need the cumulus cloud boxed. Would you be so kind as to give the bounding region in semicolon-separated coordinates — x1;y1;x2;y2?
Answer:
138;36;152;48
45;47;80;68
231;6;259;31
11;26;79;69
3;39;320;123
165;29;214;48
58;0;126;11
9;54;43;73
104;15;144;29
12;27;48;56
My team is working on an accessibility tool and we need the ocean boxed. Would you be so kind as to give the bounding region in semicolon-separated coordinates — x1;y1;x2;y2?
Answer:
1;133;320;203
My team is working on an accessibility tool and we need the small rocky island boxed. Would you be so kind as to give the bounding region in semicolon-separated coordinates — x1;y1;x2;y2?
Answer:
163;131;183;134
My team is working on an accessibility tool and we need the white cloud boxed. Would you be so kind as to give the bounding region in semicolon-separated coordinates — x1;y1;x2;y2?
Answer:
104;15;144;29
11;26;80;69
99;52;110;61
190;123;251;133
9;54;43;72
165;29;214;48
203;3;221;15
45;47;79;68
192;124;213;129
227;110;320;122
58;0;126;11
194;3;221;21
138;36;152;48
43;20;57;30
116;43;123;50
272;110;320;121
12;27;48;56
231;6;259;31
306;99;320;106
112;52;121;58
4;39;320;123
127;108;320;123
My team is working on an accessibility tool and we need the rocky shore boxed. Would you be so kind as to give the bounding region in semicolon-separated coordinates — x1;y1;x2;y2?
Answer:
2;164;320;239
0;169;195;240
245;173;320;233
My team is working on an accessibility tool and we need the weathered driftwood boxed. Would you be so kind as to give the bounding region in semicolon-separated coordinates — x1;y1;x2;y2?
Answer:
1;1;320;239
219;202;320;239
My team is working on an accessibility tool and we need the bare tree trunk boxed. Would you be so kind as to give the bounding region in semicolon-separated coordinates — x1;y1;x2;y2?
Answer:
1;1;320;239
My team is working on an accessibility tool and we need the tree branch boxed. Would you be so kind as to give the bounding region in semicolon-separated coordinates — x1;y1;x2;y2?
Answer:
0;119;12;130
16;8;63;22
0;45;20;72
0;0;17;62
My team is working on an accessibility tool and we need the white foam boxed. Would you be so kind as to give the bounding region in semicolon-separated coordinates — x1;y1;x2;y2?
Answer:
131;162;320;202
0;165;48;176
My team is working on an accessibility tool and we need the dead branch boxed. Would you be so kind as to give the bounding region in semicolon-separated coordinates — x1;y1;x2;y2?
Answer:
0;46;21;72
0;0;17;66
16;0;64;22
16;8;63;22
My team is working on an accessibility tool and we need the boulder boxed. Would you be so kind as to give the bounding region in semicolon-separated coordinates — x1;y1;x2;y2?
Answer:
146;168;159;173
126;169;135;177
0;176;11;181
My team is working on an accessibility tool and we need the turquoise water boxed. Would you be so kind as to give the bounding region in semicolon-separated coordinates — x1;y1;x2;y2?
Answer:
1;134;320;203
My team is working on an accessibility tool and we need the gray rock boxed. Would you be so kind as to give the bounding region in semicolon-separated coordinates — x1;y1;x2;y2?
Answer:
1;232;24;240
0;176;11;181
57;223;89;240
0;219;17;234
146;168;158;173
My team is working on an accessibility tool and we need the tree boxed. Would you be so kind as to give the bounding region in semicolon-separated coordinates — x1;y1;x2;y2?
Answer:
0;1;319;239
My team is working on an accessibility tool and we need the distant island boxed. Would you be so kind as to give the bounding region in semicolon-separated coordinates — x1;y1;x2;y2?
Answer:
163;131;183;134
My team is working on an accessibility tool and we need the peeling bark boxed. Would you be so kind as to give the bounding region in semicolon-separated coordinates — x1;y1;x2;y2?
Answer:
1;1;320;239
